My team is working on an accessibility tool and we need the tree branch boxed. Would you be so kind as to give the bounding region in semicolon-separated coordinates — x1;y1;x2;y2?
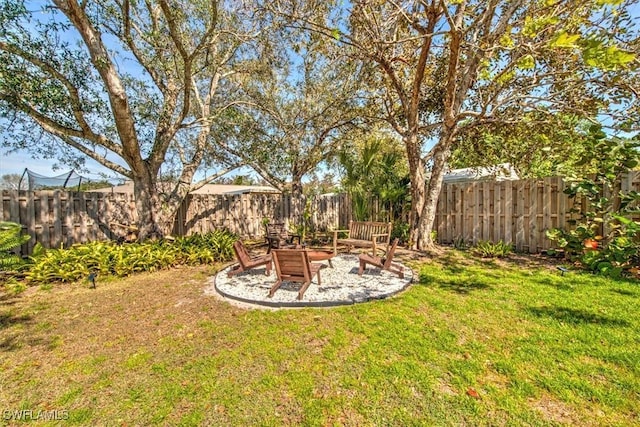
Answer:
54;0;142;169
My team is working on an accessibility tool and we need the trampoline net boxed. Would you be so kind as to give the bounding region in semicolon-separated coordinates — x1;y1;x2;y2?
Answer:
20;169;85;191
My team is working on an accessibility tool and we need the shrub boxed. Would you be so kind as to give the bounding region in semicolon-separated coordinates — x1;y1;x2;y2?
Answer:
0;221;30;273
391;221;409;244
453;236;467;250
172;230;236;264
26;230;236;284
472;240;512;258
546;132;640;277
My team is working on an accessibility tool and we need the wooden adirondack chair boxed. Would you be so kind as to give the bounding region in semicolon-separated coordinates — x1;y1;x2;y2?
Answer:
357;238;404;279
227;240;272;277
269;249;322;300
265;222;301;253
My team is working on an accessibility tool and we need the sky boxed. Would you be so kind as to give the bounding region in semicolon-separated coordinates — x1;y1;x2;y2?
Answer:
0;1;259;185
1;1;638;184
0;148;258;184
0;148;115;181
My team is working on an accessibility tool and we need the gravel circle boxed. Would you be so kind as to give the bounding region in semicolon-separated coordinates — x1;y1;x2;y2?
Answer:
206;254;413;309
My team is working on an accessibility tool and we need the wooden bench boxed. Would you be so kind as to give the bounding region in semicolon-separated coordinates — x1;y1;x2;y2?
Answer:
332;220;392;255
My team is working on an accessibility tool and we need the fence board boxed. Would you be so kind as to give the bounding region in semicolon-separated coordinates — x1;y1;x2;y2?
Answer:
27;192;36;254
454;184;463;242
493;184;500;242
482;182;490;241
471;183;479;244
446;184;454;242
543;178;553;250
4;171;640;256
504;181;512;244
557;178;566;231
529;181;538;253
513;181;524;251
89;192;100;241
52;192;62;248
39;192;50;248
76;192;86;243
66;193;73;244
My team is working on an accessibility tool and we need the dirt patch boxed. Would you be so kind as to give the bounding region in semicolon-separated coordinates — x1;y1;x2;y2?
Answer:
529;394;585;426
436;379;458;397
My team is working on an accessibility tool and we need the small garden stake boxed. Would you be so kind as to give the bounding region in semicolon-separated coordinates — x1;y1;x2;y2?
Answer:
88;273;97;289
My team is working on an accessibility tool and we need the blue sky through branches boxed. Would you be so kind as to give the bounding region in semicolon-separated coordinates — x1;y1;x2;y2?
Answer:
2;1;639;183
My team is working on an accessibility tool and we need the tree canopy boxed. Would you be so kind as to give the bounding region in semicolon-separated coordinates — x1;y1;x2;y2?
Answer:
1;0;264;237
450;114;592;178
1;0;638;245
337;129;409;222
273;0;639;249
210;15;367;219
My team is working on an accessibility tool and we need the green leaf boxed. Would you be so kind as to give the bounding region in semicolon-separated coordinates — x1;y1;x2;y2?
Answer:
517;54;535;70
596;0;623;5
583;43;636;70
496;70;516;85
500;33;515;48
551;32;581;48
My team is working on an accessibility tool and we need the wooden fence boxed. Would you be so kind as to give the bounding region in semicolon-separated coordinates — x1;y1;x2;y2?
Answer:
171;192;352;237
2;172;639;256
0;190;353;256
433;173;640;252
1;191;138;256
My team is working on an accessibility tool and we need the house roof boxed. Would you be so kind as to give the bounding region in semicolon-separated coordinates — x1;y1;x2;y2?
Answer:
191;184;280;195
443;163;519;183
92;182;280;195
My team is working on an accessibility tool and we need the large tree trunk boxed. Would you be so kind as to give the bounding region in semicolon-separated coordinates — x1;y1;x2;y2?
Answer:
290;178;306;239
131;172;163;240
404;133;427;250
415;138;453;250
129;160;189;241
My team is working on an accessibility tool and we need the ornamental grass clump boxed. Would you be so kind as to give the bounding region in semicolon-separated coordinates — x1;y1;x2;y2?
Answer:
472;240;512;258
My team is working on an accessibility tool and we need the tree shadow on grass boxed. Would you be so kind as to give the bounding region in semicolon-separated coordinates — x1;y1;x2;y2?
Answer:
0;312;61;352
0;312;33;352
526;306;630;327
0;335;20;352
0;288;23;305
434;281;491;295
0;312;32;330
531;276;574;291
611;288;637;298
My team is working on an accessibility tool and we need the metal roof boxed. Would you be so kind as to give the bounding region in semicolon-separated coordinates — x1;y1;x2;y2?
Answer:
92;182;280;195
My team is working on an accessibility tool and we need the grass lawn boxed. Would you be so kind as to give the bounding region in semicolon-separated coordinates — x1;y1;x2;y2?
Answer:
1;250;639;426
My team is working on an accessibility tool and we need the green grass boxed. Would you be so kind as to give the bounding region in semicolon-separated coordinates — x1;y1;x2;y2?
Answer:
1;252;639;425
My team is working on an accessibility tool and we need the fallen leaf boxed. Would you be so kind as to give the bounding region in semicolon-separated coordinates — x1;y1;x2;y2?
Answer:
466;387;480;399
